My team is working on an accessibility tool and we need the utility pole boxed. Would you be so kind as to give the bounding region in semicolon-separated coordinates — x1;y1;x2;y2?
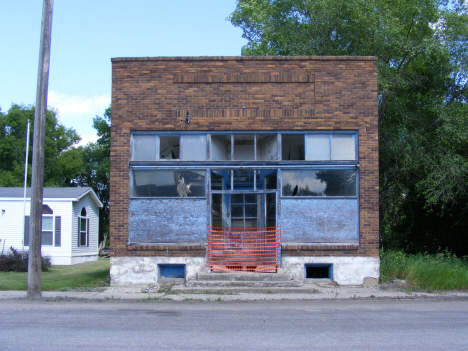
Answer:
28;0;54;300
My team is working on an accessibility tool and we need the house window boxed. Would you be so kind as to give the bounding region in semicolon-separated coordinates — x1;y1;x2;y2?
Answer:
41;216;53;245
23;205;61;247
78;207;89;247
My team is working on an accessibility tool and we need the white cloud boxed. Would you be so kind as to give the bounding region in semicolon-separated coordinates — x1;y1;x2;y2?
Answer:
47;91;110;141
77;133;99;147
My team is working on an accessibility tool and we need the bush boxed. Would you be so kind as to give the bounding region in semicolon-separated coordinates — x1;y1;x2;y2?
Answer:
0;247;51;272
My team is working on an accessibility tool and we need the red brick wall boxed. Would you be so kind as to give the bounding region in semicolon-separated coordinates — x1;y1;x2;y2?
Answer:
110;56;379;258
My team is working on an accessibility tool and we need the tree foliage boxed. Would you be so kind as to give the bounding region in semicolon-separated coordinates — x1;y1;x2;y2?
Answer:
230;0;468;254
0;104;82;187
75;107;111;244
0;104;111;245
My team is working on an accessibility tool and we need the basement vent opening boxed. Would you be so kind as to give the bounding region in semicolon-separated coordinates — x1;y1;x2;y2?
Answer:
158;264;185;281
305;264;333;280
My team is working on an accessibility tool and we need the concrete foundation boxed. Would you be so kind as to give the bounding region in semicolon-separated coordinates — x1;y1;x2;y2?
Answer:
110;256;209;286
111;256;379;286
282;256;380;285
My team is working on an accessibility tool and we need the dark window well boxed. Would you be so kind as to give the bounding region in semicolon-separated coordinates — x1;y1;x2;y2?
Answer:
305;264;333;279
133;170;206;197
282;169;356;197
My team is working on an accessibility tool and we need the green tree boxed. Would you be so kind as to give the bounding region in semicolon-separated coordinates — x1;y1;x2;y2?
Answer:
75;107;111;245
0;104;83;187
230;0;468;254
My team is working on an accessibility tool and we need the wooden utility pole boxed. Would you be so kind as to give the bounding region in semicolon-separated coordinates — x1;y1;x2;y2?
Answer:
28;0;54;300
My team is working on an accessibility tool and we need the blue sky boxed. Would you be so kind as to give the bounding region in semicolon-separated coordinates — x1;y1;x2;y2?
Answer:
0;1;246;145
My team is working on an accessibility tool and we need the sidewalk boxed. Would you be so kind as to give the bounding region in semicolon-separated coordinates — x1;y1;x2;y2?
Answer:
1;282;468;301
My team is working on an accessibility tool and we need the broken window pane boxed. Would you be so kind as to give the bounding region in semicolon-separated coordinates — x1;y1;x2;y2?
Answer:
306;134;330;160
282;134;305;160
211;135;231;160
234;134;255;160
181;135;207;161
331;134;356;160
133;135;157;161
132;170;205;197
257;134;278;160
159;136;180;159
282;169;356;197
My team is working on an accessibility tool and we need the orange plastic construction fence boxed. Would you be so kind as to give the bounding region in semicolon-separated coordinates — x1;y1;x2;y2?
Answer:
207;227;281;273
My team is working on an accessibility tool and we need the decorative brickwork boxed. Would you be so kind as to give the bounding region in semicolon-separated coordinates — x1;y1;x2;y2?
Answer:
110;56;379;259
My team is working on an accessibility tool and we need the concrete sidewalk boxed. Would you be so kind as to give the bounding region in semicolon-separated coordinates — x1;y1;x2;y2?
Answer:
1;282;468;301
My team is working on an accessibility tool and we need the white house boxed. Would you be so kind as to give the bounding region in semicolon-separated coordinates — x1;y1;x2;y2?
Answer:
0;187;103;265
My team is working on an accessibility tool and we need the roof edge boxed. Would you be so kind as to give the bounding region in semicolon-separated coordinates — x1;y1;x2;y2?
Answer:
111;55;378;63
76;188;103;208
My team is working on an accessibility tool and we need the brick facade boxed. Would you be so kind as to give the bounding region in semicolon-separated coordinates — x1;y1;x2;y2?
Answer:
110;56;378;260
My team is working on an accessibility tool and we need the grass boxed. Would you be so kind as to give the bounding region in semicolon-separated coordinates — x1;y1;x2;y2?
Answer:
0;258;109;291
380;250;468;292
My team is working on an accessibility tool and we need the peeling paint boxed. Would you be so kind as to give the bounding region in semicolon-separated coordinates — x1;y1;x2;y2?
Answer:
129;199;206;244
280;198;359;243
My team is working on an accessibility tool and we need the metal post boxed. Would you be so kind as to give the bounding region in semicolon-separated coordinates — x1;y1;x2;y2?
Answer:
23;119;30;251
28;0;54;300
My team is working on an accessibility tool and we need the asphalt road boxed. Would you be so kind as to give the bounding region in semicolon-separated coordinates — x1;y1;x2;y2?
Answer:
1;299;467;350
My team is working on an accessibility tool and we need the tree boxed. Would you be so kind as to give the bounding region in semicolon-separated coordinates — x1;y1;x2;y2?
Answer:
75;107;111;245
0;104;83;187
230;0;468;254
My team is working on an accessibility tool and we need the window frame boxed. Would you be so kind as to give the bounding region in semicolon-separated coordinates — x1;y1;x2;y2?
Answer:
280;167;359;198
41;214;54;246
78;207;89;247
130;168;208;199
131;131;358;163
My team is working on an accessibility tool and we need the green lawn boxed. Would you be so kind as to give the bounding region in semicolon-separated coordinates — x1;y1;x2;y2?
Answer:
0;258;109;291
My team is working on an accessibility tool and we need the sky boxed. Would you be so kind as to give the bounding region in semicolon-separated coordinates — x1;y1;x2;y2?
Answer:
0;0;247;146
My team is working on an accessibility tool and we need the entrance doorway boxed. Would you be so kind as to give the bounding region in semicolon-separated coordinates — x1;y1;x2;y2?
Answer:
208;169;280;272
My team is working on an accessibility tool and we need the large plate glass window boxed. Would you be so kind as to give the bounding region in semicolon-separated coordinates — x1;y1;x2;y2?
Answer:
282;169;357;197
132;170;206;197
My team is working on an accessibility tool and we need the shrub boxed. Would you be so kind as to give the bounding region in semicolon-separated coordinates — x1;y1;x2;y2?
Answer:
0;247;51;272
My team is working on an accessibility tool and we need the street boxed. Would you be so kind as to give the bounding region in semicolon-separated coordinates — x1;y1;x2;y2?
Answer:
1;298;467;350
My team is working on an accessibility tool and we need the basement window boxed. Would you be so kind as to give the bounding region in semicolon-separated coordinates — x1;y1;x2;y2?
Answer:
158;264;185;282
305;264;333;280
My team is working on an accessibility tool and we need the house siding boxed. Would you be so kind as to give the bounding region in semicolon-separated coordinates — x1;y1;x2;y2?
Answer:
0;199;73;265
71;193;99;263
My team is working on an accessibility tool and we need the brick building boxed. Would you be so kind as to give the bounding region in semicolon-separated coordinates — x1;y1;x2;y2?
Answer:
110;56;379;286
